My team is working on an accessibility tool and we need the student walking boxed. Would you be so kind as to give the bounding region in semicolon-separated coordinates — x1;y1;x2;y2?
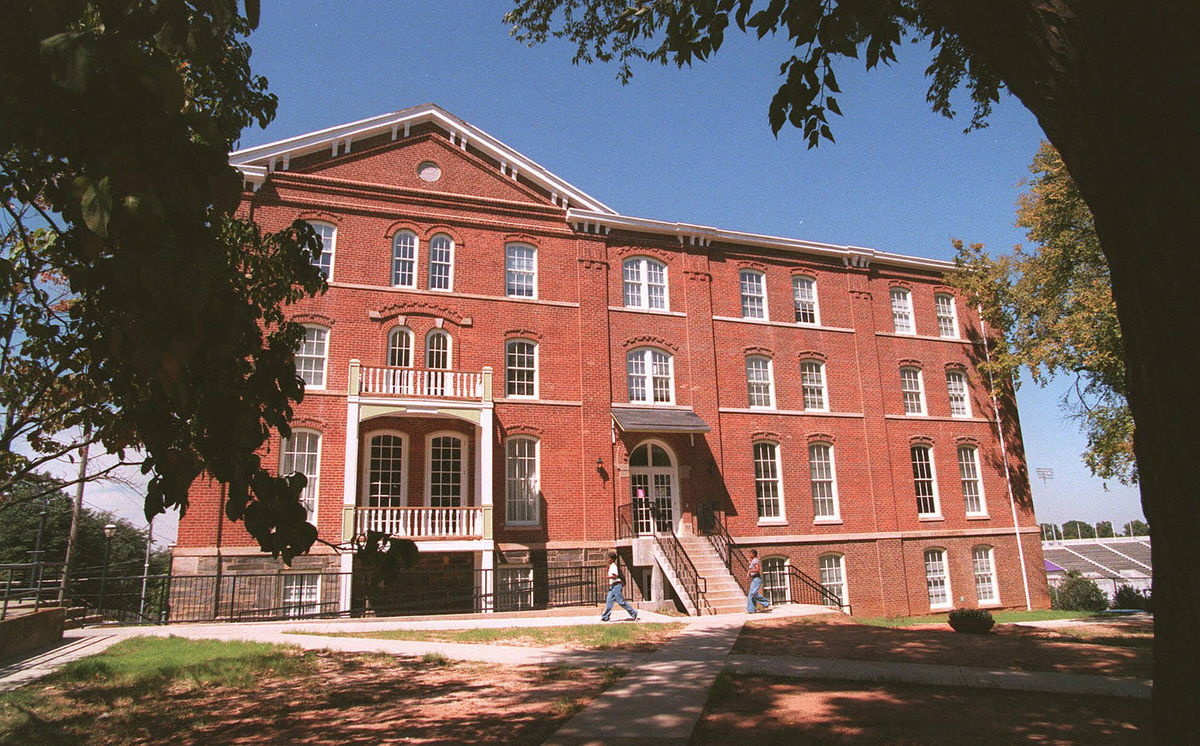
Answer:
747;548;772;613
601;551;638;622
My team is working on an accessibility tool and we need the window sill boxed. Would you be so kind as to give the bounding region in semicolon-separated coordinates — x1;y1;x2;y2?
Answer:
930;604;953;611
966;514;991;520
918;515;944;522
504;523;542;530
875;330;979;345
713;315;855;333
608;306;687;317
757;520;788;527
813;518;843;525
978;600;1002;608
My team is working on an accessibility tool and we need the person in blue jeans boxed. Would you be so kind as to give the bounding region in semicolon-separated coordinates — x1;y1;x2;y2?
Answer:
747;548;772;613
601;551;638;622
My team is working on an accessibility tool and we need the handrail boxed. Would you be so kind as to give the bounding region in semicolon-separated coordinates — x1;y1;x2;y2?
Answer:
621;501;711;615
786;566;851;614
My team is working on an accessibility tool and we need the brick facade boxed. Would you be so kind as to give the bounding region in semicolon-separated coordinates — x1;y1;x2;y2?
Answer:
173;105;1050;617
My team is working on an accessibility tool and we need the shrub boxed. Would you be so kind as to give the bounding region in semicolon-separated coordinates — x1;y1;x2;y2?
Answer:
1052;570;1109;612
948;607;995;634
1112;584;1153;612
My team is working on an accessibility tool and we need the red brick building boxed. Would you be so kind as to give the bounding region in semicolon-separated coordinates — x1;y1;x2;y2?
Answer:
173;104;1050;618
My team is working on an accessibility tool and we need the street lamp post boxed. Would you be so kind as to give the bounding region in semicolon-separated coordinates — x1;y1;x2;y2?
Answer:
98;522;117;617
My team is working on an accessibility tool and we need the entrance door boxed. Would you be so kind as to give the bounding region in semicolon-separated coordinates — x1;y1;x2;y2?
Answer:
428;433;466;534
629;441;679;535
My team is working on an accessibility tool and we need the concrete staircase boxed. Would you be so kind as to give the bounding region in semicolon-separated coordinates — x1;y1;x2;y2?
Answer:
674;535;749;615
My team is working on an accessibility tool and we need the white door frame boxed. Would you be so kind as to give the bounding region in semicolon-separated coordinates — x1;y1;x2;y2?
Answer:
629;439;681;535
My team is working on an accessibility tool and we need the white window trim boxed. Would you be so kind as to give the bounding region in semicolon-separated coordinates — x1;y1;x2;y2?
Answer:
505;242;538;299
623;256;670;311
800;359;829;412
740;269;768;320
424;431;469;508
947;369;972;418
505;338;539;399
959;445;988;517
891;287;914;335
280;572;322;618
753;440;787;525
745;355;775;409
308;221;336;281
360;429;408;507
818;553;849;608
297;324;329;391
792;275;820;326
392;230;419;289
387;326;414;368
505;436;540;526
809;441;841;522
627;347;675;405
935;293;960;339
425;329;453;369
428;233;455;292
280;428;321;521
913;444;942;518
972;545;1001;606
901;367;927;416
924;548;953;610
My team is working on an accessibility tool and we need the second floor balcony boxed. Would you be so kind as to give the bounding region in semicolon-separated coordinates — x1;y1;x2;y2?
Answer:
350;361;492;402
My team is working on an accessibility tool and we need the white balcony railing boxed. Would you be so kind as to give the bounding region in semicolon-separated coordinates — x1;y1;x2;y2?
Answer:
358;366;483;400
355;507;484;539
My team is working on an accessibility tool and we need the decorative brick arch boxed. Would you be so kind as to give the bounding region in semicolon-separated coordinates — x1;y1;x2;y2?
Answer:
378;301;467;326
798;350;828;362
422;225;464;245
501;423;544;438
291;416;329;430
806;432;836;444
909;435;935;446
899;358;924;369
743;345;774;358
614;245;674;264
504;328;542;341
621;334;679;352
382;220;421;239
297;210;341;225
293;313;336;327
750;429;782;442
955;435;981;446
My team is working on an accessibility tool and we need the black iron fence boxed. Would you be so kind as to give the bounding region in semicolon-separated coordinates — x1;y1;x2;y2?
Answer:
0;562;66;620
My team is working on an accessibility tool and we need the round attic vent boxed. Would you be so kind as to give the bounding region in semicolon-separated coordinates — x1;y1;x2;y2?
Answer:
417;161;442;182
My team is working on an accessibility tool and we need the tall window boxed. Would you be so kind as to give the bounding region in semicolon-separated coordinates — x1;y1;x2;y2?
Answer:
740;270;767;319
900;367;926;415
800;359;827;411
428;434;464;508
295;325;328;388
428;233;454;291
505;243;537;297
891;287;914;334
973;546;998;603
935;293;959;338
623;257;668;310
946;369;971;417
911;445;940;516
426;330;450;369
958;445;986;515
280;430;320;518
505;437;539;525
809;443;839;520
745;355;774;408
762;557;788;604
308;222;335;278
392;230;417;288
924;548;951;608
505;339;537;397
819;554;848;607
753;442;784;522
388;327;413;368
365;433;405;507
627;347;674;404
792;275;819;325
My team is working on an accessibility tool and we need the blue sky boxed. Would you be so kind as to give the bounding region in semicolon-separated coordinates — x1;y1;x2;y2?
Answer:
88;1;1145;543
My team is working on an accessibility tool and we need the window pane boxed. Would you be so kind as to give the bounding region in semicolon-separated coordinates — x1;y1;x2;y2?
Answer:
891;288;913;334
801;360;826;410
936;294;958;338
809;443;837;518
281;430;320;517
793;276;817;324
746;356;773;408
901;368;924;415
367;434;405;507
506;438;538;523
754;442;782;520
426;332;449;369
819;554;847;606
912;446;938;515
959;446;984;514
924;549;949;607
740;270;765;318
651;350;672;403
296;326;327;387
282;574;320;618
429;436;463;507
506;340;536;397
762;558;788;604
973;546;997;602
506;244;536;297
310;223;334;278
623;259;643;307
646;260;667;309
388;328;412;368
947;370;970;417
392;231;416;287
627;350;647;402
429;234;452;290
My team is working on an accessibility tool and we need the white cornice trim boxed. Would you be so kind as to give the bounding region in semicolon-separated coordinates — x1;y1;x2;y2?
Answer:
229;103;615;215
566;208;957;273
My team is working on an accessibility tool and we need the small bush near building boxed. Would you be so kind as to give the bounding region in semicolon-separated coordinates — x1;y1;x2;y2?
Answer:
1052;570;1109;612
948;608;995;634
1112;584;1153;612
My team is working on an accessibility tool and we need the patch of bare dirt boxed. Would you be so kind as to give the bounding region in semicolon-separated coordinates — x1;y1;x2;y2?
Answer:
735;616;1152;678
694;674;1150;744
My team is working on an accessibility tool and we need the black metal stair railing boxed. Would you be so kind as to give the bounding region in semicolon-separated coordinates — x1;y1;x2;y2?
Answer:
617;501;712;615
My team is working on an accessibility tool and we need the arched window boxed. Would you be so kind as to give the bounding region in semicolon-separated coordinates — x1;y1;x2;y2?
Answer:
280;429;321;518
363;431;406;508
818;554;848;608
428;233;454;291
505;437;539;525
628;441;677;535
745;355;774;408
740;269;767;319
427;432;467;536
792;275;819;325
505;339;537;398
295;325;329;388
911;444;940;517
307;222;335;278
958;445;986;515
387;327;413;368
891;287;914;334
900;367;926;415
809;442;840;520
627;347;674;404
753;441;785;522
623;257;668;310
800;359;827;411
972;545;998;603
426;329;451;369
505;242;537;298
946;369;971;417
392;230;418;288
924;548;952;609
762;557;789;604
935;293;959;338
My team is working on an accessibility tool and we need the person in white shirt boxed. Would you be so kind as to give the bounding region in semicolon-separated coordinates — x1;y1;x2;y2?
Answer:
600;551;638;622
747;548;772;613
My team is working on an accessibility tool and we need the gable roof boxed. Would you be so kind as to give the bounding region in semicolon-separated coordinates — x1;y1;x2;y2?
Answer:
229;103;615;214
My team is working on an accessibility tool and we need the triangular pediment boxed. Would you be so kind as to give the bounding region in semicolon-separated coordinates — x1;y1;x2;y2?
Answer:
230;103;614;214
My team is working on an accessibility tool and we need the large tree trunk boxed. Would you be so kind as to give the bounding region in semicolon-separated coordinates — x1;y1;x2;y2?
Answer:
929;0;1200;738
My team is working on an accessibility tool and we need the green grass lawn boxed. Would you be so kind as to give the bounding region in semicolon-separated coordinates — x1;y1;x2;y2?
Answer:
854;609;1102;627
292;622;683;650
